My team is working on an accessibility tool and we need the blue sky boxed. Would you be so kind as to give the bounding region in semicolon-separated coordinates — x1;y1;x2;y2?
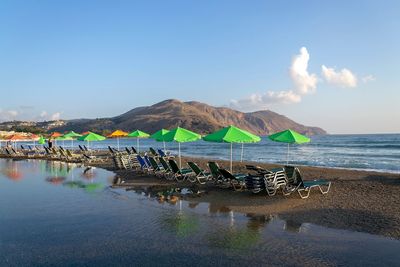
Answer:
0;0;399;134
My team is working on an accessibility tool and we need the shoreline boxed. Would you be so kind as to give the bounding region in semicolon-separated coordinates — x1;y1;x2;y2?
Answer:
1;153;400;239
184;153;400;174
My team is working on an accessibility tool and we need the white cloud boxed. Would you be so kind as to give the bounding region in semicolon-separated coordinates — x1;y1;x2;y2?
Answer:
290;47;318;94
50;112;61;120
7;110;18;117
40;111;48;118
230;91;301;111
362;75;376;83
0;109;19;121
321;65;357;88
229;47;316;111
0;108;63;122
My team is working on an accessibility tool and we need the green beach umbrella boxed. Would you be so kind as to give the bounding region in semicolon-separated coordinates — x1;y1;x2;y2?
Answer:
150;129;170;151
62;131;82;148
203;125;261;172
128;130;150;153
63;131;82;138
78;132;106;149
162;127;201;168
268;129;310;164
38;136;46;145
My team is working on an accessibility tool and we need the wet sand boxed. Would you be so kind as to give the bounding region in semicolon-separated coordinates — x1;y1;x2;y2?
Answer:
107;156;400;239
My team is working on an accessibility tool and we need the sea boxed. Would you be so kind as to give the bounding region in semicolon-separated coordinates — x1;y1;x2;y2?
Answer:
48;133;400;173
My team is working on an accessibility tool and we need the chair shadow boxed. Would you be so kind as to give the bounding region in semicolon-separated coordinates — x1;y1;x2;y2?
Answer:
363;174;400;186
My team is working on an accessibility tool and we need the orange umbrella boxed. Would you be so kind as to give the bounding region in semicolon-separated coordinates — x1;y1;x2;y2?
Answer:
107;130;128;150
7;134;26;141
50;132;62;138
7;134;26;149
30;134;39;145
108;130;128;138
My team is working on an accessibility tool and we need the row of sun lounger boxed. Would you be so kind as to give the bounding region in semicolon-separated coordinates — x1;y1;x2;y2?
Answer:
110;146;331;199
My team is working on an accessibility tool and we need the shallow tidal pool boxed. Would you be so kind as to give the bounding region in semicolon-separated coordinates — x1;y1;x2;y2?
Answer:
1;159;399;266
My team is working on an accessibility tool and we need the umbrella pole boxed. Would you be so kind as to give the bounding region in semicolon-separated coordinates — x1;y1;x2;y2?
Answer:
287;143;290;165
117;138;120;151
71;139;73;149
163;141;166;152
179;142;181;169
137;138;139;153
230;143;233;173
240;143;244;162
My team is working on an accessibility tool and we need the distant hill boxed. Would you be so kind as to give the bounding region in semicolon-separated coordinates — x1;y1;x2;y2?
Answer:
50;99;326;135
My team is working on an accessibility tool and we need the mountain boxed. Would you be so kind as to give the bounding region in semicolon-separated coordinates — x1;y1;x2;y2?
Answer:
50;99;326;135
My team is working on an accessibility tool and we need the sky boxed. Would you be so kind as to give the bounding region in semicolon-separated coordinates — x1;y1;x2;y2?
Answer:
0;0;399;134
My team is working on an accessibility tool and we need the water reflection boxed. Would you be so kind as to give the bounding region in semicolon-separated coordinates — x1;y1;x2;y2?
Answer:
160;200;200;238
283;219;303;233
246;214;273;232
207;225;261;250
42;160;73;178
63;180;105;193
121;183;296;246
1;159;23;181
46;176;66;185
35;160;106;193
81;167;97;180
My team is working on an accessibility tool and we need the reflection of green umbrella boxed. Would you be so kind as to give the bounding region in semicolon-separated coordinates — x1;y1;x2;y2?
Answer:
150;129;170;151
128;130;150;153
63;181;104;193
268;129;310;164
64;180;85;189
161;200;199;238
163;127;201;168
163;213;199;238
38;136;46;145
78;132;106;148
84;183;105;193
208;227;260;249
203;125;261;172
